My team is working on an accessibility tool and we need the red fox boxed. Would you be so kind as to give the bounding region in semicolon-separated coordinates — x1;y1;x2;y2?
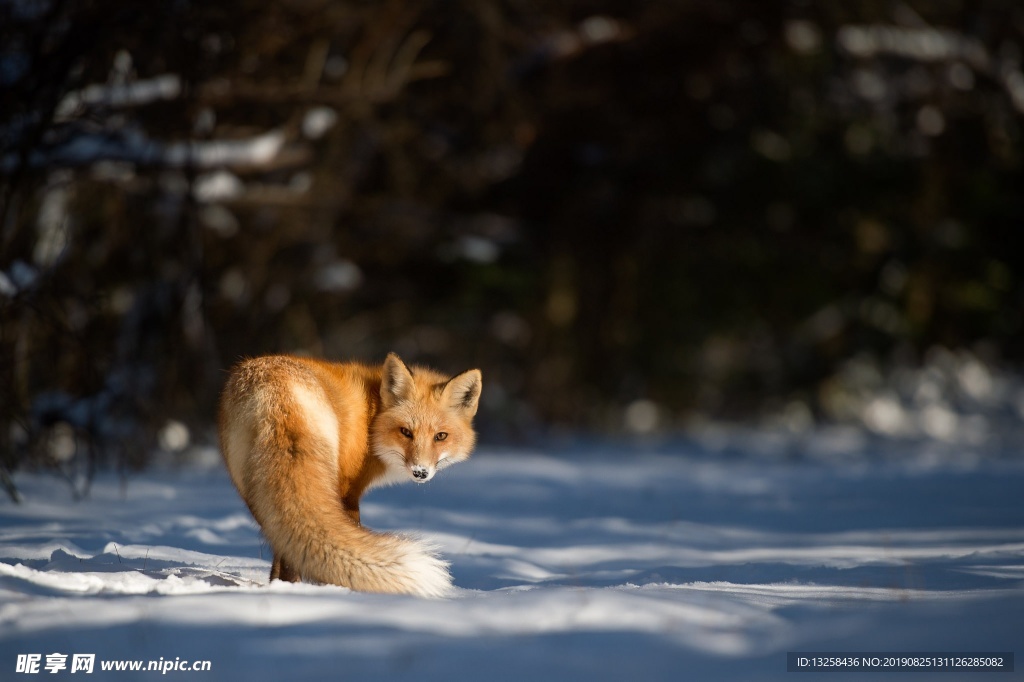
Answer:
218;352;482;598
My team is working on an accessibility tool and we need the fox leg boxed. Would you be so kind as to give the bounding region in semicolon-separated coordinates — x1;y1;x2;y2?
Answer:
342;495;361;526
270;554;300;582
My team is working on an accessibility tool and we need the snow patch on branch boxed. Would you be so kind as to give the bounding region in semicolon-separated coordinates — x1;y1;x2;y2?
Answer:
838;24;1024;114
2;128;287;171
54;75;183;121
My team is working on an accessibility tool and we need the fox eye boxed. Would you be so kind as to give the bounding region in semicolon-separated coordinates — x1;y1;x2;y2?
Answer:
434;432;448;442
400;427;413;439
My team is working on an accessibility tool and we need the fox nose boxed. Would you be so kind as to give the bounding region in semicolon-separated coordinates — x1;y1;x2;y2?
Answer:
411;465;430;481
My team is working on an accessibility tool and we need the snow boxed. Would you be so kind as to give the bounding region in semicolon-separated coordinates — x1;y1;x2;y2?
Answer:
1;446;1022;680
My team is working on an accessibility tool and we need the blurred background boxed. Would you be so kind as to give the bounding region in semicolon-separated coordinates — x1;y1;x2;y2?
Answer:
2;0;1023;494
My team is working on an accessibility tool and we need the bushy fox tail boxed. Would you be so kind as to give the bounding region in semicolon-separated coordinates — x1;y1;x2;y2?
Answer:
254;450;452;598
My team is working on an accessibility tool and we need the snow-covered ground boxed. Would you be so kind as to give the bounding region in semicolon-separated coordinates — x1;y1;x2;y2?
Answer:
1;444;1022;681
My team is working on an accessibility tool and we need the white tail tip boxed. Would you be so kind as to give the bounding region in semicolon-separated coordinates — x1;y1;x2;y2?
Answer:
398;537;454;598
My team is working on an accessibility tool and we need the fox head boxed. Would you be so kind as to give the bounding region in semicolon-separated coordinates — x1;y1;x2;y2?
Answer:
370;353;482;484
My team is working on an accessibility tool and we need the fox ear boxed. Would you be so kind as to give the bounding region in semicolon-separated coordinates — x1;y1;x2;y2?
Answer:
381;353;414;407
443;368;482;417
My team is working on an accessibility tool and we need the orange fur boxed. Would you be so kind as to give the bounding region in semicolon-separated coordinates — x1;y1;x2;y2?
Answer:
218;353;481;597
